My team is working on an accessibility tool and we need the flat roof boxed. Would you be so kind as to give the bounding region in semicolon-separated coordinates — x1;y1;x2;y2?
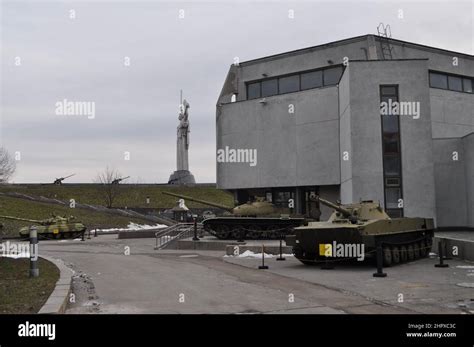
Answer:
240;34;474;66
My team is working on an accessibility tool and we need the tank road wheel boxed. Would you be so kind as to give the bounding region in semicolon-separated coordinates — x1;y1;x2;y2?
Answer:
382;246;392;267
407;244;415;261
419;240;427;258
413;242;420;259
391;246;400;265
215;225;231;239
265;225;280;239
231;226;244;240
400;245;408;263
246;225;261;240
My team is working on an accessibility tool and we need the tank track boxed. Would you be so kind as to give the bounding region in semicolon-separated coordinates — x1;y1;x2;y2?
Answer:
294;235;433;267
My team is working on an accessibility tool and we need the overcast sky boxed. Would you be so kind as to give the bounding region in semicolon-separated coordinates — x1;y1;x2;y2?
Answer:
1;0;472;183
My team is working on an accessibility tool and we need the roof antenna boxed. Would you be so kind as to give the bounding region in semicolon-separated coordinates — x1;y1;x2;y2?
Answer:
377;23;394;60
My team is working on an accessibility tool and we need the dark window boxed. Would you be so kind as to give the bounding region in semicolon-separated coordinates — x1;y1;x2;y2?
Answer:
385;188;402;209
386;209;403;218
247;82;261;99
381;86;397;96
381;115;400;133
385;178;400;187
279;75;300;94
383;156;401;176
448;76;463;92
261;79;278;97
383;135;400;154
323;66;343;86
301;70;323;90
430;72;448;89
463;78;473;93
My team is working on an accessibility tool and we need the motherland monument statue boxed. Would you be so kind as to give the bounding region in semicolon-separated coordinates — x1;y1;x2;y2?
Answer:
168;92;196;185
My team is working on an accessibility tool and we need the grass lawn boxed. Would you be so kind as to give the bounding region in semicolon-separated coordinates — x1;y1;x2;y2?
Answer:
0;257;59;314
0;184;234;209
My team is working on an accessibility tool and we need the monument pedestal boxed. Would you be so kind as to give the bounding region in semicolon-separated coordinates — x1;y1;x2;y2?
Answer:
168;170;196;185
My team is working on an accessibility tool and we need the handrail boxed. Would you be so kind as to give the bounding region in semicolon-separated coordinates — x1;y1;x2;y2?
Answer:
154;223;203;250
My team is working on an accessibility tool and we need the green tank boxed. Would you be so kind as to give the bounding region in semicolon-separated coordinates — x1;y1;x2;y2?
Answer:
162;191;306;240
0;214;87;240
286;196;434;267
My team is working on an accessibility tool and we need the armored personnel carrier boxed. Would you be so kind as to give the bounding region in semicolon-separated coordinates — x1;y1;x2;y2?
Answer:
286;196;434;266
0;214;87;240
162;191;306;239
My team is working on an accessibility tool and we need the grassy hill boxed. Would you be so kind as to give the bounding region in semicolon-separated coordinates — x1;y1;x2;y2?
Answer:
0;184;234;237
0;184;234;209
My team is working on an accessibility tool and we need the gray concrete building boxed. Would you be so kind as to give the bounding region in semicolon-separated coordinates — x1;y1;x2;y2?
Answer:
216;35;473;229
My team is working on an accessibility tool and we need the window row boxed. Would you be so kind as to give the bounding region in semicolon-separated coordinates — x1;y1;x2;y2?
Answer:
247;66;344;100
429;71;473;93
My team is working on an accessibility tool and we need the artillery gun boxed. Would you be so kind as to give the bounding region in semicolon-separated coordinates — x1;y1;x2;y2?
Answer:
286;196;434;267
0;214;87;240
162;191;306;240
53;173;75;185
112;176;130;185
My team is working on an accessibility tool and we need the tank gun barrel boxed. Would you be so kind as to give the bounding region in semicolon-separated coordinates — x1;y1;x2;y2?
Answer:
162;191;233;211
0;215;43;224
313;196;355;219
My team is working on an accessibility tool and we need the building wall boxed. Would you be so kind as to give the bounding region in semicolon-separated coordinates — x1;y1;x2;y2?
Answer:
430;89;474;138
217;87;340;189
463;134;474;228
339;65;353;204
346;60;436;219
433;137;470;227
216;35;472;226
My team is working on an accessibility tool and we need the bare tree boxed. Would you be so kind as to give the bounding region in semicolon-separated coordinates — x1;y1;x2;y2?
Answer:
0;147;16;184
94;166;122;208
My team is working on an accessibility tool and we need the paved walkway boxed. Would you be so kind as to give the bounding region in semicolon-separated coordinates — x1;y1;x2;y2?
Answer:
34;235;425;314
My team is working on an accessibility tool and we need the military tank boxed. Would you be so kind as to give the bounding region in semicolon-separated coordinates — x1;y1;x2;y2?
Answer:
0;214;87;240
286;196;434;267
162;191;306;239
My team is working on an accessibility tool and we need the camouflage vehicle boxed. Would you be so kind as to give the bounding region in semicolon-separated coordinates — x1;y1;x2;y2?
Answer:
0;214;87;240
286;196;434;267
162;191;306;240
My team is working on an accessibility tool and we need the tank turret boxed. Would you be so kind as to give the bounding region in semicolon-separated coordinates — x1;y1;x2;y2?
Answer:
311;196;390;223
162;191;305;240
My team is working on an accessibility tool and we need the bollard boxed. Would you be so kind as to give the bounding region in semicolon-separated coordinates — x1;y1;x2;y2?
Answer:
29;226;39;278
94;228;98;237
258;244;268;269
237;228;245;243
192;217;199;241
435;240;449;268
81;231;85;241
276;235;285;261
373;244;387;277
320;256;334;270
442;239;452;260
87;229;91;239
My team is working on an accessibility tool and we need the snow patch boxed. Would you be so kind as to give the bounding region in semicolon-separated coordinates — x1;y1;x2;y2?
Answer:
224;250;293;259
94;222;167;233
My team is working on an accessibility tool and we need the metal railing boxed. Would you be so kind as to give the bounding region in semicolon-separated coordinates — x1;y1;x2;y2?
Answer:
154;223;203;250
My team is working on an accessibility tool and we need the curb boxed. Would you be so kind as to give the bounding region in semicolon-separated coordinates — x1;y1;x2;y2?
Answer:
38;255;74;314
